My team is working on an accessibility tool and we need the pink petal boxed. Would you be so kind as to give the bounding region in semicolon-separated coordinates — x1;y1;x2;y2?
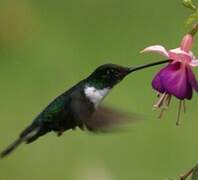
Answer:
141;45;169;57
189;51;196;60
190;60;198;67
180;34;193;52
168;48;192;63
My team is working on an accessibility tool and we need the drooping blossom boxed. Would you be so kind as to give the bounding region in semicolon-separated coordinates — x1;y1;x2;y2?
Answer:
141;28;198;125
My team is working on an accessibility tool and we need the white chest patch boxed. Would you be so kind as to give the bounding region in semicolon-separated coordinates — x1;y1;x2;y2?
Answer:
84;86;110;107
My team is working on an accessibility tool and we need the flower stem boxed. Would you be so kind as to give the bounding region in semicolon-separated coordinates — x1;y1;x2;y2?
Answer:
180;168;194;180
189;23;198;36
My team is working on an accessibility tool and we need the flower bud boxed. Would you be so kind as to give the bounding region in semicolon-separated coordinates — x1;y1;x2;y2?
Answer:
180;34;193;52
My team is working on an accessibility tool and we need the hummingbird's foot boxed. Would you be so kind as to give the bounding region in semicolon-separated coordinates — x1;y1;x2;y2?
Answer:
57;128;64;136
57;131;62;136
78;124;85;131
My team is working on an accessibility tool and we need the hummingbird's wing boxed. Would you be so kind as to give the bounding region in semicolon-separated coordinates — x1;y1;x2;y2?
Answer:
85;106;139;132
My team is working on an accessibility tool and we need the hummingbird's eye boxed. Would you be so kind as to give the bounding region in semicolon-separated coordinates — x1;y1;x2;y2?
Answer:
106;69;116;76
106;69;112;75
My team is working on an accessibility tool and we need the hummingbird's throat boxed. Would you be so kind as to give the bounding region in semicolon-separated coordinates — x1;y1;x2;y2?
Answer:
84;86;110;107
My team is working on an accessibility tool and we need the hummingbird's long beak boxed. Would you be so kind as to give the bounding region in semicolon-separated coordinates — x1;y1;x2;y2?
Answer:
127;59;170;74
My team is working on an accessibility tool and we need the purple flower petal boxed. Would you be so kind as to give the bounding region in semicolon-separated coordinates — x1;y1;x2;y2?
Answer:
185;80;193;100
187;66;198;92
152;71;165;93
153;62;192;100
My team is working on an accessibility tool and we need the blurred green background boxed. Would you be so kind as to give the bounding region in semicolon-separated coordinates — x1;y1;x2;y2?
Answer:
0;0;198;179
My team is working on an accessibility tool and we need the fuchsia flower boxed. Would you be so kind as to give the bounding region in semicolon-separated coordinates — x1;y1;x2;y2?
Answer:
141;32;198;125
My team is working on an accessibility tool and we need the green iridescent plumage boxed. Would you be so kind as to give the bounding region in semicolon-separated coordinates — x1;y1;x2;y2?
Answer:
1;61;169;158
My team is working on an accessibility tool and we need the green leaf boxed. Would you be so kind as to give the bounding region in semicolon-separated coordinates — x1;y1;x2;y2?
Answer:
191;164;198;180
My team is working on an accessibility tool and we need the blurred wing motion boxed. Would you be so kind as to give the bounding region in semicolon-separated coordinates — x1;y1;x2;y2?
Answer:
85;106;139;132
0;106;139;158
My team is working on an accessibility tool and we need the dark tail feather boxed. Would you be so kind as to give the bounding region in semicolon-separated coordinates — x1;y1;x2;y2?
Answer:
1;123;40;159
0;138;24;158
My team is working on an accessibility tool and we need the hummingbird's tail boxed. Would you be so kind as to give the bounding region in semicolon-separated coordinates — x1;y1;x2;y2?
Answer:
0;138;24;158
0;123;40;158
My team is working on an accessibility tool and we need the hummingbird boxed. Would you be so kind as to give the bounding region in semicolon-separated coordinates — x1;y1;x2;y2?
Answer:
0;60;169;158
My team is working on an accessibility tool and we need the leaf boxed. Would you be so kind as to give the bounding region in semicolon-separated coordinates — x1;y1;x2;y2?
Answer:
191;164;198;180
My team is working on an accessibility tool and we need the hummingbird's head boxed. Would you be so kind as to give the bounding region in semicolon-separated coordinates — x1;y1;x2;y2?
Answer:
87;64;130;88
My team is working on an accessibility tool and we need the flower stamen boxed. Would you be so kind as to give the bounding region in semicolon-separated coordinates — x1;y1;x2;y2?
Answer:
153;93;172;118
166;95;172;107
176;100;183;126
153;93;167;109
158;108;166;119
182;100;186;113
